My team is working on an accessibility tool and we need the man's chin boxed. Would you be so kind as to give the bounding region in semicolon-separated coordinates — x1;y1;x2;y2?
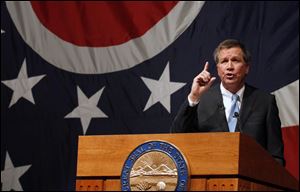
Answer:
223;79;237;84
222;80;242;87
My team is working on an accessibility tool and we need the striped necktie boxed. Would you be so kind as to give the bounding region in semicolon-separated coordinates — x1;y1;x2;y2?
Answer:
228;94;240;132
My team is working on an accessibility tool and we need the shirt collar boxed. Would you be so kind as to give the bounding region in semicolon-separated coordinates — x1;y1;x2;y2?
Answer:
220;83;245;102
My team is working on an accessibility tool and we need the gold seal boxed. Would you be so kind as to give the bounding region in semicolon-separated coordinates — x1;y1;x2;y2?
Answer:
121;141;189;191
129;151;177;191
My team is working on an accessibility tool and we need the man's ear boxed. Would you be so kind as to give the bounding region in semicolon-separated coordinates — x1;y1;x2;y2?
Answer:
245;64;250;75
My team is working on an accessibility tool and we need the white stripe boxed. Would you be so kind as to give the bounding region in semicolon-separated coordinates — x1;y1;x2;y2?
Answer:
272;80;299;127
6;1;205;74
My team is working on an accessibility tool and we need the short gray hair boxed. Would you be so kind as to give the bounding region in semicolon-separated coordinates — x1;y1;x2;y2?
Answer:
213;39;251;64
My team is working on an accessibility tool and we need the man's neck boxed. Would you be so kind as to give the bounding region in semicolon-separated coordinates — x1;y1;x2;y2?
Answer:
221;82;245;94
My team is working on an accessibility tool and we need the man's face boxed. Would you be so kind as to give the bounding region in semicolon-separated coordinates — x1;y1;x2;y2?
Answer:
216;47;249;92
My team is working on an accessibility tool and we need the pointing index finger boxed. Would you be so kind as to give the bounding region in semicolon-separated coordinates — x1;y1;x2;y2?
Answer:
203;61;209;72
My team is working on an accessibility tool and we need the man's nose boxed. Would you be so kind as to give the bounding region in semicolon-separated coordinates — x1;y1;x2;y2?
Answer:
226;61;234;69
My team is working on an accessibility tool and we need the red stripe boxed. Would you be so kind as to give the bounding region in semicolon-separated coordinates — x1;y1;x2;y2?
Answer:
30;1;178;46
282;125;299;180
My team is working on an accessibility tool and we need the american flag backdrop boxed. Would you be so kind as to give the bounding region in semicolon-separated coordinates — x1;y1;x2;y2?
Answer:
1;1;298;191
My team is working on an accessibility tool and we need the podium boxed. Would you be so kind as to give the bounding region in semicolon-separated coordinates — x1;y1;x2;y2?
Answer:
76;132;298;191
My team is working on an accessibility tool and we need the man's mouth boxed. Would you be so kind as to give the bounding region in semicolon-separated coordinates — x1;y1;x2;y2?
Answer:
225;73;234;79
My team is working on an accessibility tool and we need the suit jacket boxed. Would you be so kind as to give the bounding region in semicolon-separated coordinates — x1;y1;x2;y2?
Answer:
171;83;285;166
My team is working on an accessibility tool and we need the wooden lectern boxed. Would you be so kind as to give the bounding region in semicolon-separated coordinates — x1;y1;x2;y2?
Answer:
76;132;298;191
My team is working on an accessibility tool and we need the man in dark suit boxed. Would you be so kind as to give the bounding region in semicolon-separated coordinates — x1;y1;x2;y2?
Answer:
171;39;285;166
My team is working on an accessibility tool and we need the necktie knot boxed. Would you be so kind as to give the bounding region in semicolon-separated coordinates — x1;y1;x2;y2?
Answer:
232;94;239;102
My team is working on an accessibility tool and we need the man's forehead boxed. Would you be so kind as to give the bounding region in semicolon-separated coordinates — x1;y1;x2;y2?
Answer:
219;47;243;56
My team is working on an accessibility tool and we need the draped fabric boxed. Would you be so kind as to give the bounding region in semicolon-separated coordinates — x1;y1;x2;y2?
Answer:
1;1;298;190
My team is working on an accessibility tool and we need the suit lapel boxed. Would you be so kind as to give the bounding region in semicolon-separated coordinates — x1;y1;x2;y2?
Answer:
209;84;257;132
213;85;229;131
240;85;256;128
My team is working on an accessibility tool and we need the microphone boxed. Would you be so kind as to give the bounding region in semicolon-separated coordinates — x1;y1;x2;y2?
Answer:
233;112;243;133
218;103;225;111
233;112;239;118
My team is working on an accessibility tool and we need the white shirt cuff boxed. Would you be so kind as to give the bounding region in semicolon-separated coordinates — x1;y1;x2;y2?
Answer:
188;95;200;107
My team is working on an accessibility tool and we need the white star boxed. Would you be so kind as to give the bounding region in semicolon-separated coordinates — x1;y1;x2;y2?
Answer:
1;59;46;108
1;152;31;191
1;29;5;34
65;86;108;135
141;62;186;113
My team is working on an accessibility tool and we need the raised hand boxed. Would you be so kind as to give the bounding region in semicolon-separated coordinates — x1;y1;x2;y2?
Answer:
188;62;216;103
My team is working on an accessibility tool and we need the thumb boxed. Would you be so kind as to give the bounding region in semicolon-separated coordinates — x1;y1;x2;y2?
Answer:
207;77;216;87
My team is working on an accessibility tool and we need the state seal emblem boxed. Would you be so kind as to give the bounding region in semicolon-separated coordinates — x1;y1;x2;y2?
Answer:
121;141;189;191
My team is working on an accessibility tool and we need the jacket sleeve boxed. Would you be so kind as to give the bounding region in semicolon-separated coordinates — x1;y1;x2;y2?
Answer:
267;95;285;166
170;99;199;133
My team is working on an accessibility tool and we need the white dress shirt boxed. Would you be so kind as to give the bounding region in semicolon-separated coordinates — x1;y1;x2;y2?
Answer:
220;83;245;121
